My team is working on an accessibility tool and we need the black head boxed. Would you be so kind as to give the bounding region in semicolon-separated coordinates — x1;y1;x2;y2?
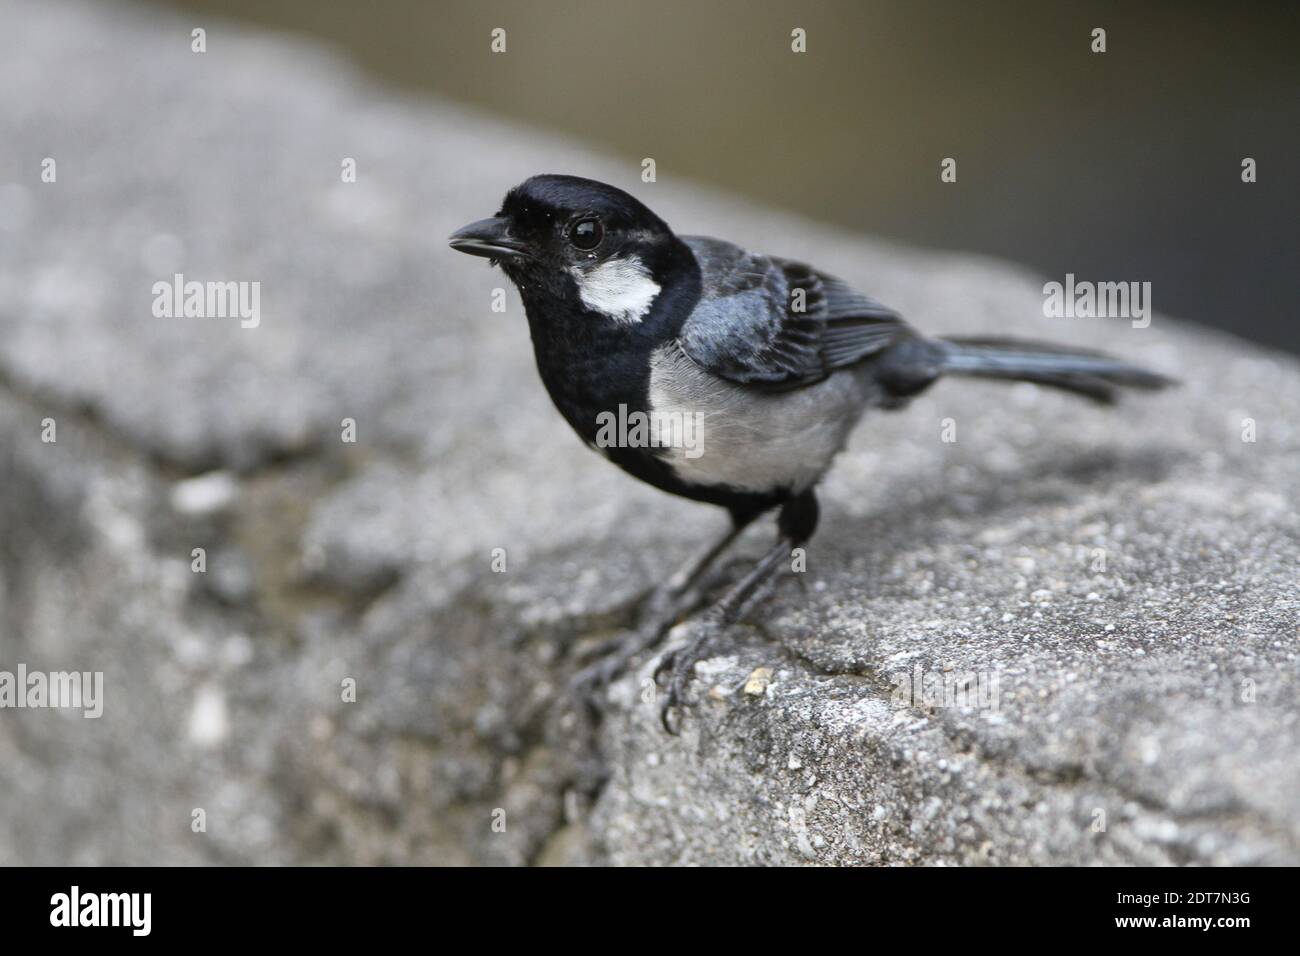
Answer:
450;175;690;323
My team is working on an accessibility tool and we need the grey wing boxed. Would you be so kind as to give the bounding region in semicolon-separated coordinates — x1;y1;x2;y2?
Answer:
678;236;910;391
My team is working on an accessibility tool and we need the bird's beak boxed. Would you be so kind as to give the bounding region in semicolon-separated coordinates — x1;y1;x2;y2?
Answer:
448;216;530;262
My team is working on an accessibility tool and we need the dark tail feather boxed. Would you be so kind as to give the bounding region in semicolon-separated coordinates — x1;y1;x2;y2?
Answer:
936;335;1175;405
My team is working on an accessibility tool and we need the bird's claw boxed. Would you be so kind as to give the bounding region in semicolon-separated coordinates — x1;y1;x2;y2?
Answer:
568;604;687;716
653;622;721;734
655;648;690;735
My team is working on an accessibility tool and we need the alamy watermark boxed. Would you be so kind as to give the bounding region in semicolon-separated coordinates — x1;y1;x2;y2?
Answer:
152;273;260;328
50;886;150;936
1043;273;1151;328
595;404;704;458
891;664;1000;716
0;664;103;718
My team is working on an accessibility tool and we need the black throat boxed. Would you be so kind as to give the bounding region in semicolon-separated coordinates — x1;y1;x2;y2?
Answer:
512;239;701;447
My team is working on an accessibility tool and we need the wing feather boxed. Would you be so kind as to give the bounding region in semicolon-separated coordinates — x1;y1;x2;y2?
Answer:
677;237;909;391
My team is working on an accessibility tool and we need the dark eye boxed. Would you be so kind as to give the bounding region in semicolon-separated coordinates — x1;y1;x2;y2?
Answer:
569;218;603;250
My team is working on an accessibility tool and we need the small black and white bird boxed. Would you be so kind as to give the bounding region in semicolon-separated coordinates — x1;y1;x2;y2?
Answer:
451;174;1170;731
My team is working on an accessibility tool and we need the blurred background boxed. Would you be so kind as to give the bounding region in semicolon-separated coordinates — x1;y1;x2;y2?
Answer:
171;0;1299;353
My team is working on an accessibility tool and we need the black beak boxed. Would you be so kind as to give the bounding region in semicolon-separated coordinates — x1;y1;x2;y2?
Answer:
448;216;530;262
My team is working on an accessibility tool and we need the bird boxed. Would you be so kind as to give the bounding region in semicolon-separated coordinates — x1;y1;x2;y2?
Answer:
450;174;1172;732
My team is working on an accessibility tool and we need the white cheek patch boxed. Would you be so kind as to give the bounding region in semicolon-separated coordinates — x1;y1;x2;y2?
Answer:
569;256;661;325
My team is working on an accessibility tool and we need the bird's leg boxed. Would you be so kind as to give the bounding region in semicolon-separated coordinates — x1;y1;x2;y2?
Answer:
569;508;760;703
653;538;790;733
636;513;752;627
656;490;819;733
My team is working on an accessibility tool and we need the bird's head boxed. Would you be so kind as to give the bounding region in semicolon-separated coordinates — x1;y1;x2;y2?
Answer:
450;174;689;324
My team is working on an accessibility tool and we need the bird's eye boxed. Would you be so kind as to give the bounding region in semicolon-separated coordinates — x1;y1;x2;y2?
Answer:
569;218;604;250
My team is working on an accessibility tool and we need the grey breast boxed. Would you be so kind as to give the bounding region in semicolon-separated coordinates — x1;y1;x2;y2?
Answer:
647;342;872;494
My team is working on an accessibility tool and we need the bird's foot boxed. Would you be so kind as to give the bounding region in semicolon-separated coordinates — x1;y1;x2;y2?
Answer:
568;581;702;714
652;536;797;732
653;620;722;735
569;627;654;713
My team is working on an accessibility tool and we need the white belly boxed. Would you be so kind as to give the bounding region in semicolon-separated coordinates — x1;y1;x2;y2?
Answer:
647;343;869;494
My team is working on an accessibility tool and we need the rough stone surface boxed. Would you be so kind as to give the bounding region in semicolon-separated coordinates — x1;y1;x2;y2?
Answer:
0;0;1296;865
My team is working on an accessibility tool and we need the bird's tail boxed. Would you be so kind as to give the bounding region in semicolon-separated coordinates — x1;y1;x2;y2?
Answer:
934;335;1174;404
